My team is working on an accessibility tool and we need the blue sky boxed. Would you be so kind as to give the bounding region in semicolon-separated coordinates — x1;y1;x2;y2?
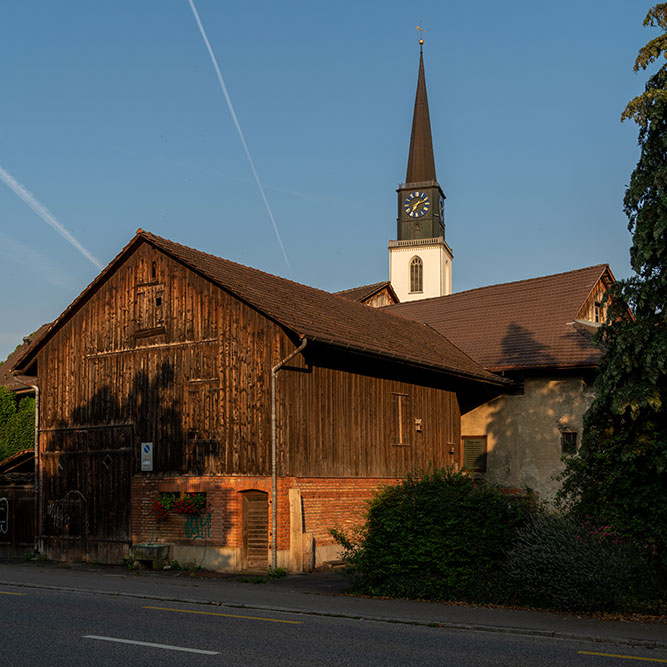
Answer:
0;1;654;360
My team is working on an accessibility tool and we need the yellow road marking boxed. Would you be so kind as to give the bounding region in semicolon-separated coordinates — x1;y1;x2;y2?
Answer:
0;591;25;596
144;605;301;625
578;651;667;663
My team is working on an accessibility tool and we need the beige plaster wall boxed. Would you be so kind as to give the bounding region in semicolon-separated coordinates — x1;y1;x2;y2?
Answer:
461;376;595;502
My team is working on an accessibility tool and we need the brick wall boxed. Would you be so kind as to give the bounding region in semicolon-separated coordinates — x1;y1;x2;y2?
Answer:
131;476;397;551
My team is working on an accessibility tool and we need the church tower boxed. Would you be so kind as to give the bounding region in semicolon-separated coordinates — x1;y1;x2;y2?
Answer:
389;42;453;302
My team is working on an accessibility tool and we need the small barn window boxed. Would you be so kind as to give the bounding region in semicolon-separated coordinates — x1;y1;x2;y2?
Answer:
410;256;423;293
135;283;166;337
151;261;157;280
561;431;578;455
462;436;487;472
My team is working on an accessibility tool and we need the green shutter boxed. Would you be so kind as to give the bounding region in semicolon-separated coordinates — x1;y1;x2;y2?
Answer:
463;438;487;472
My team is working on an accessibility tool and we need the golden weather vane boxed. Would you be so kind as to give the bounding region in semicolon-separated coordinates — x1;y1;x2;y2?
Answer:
416;24;425;46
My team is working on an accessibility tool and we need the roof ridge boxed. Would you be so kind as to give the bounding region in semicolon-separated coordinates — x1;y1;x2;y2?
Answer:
452;264;610;296
388;264;610;307
335;281;389;295
141;230;351;303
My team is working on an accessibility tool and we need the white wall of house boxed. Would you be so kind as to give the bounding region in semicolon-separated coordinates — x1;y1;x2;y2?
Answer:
461;376;595;502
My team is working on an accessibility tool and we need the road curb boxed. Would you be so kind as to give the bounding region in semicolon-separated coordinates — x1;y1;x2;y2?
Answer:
1;578;665;651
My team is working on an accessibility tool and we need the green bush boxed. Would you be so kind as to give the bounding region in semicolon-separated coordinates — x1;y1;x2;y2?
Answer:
504;514;660;612
332;468;536;602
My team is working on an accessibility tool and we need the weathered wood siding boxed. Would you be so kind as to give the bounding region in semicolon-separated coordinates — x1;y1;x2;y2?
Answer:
278;349;460;477
578;275;611;323
33;240;462;557
0;479;34;558
37;242;281;478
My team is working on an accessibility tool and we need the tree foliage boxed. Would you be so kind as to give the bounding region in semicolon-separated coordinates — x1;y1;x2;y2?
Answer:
0;387;35;461
560;4;667;577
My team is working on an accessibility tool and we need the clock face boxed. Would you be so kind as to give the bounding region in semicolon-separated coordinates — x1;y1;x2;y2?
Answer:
403;191;431;218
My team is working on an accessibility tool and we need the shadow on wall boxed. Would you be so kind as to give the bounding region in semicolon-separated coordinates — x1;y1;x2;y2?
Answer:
42;361;231;560
482;324;592;503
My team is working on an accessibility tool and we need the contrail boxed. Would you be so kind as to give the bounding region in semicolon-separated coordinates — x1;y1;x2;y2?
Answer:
186;0;291;270
0;163;103;270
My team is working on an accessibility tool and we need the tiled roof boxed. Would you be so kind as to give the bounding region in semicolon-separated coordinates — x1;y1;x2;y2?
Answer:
13;231;507;388
0;323;51;391
385;266;611;372
0;449;34;473
335;281;395;303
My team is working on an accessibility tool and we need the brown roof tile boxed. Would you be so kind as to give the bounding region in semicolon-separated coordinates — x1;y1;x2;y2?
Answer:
385;265;612;372
335;281;396;303
13;232;507;388
0;323;51;391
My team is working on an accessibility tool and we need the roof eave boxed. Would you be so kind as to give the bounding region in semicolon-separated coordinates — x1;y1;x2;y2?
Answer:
305;335;511;388
487;361;599;373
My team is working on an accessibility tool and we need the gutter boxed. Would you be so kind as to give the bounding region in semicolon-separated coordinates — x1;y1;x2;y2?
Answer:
270;337;308;570
30;384;40;556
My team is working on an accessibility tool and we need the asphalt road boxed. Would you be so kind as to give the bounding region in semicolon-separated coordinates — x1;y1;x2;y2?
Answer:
2;584;667;667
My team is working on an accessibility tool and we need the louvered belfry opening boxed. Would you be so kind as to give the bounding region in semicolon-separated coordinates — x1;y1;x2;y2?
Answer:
241;490;268;570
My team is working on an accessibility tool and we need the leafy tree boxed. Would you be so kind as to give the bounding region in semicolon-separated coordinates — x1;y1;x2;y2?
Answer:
0;387;35;460
560;4;667;577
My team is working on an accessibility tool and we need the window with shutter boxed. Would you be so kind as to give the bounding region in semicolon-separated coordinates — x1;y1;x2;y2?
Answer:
135;283;166;338
561;431;577;455
462;436;487;472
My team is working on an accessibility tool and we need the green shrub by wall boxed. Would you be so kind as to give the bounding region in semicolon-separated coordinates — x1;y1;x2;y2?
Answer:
332;468;535;602
504;514;660;612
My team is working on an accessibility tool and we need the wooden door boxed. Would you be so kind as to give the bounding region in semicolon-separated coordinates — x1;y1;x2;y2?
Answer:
41;427;132;563
241;490;268;571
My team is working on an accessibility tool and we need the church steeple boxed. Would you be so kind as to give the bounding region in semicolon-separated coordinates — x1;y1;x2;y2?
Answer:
389;40;453;302
405;46;437;184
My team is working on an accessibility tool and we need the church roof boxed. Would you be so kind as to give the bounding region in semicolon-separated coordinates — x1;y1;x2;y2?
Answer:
405;47;437;184
13;231;507;388
385;265;613;372
335;281;397;304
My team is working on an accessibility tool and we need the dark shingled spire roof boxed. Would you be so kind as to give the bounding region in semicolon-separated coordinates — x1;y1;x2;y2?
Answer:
405;47;437;184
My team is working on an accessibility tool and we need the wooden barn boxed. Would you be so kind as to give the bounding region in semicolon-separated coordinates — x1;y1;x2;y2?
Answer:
12;230;508;570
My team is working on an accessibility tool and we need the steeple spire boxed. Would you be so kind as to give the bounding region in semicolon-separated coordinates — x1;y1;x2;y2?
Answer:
389;38;452;302
405;44;437;184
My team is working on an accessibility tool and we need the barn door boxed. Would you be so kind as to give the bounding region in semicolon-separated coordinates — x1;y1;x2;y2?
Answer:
241;490;268;571
41;427;132;563
0;484;35;557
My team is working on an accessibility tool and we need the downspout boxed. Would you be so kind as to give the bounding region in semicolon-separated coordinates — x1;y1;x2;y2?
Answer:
271;337;307;570
30;384;40;556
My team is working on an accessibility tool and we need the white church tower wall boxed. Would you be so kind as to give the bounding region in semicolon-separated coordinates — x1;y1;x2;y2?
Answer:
389;238;453;302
